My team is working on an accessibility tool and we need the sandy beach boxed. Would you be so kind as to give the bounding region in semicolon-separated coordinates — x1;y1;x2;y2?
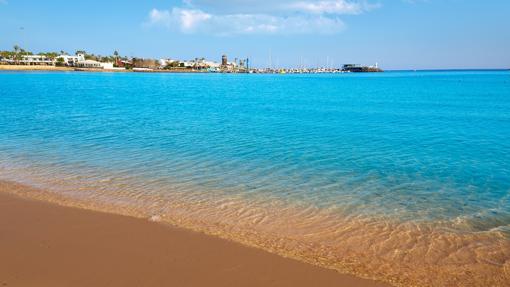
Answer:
0;65;74;71
0;65;129;73
0;65;205;73
0;181;389;287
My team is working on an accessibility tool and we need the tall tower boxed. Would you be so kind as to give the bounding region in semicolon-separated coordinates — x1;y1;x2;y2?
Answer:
222;55;227;66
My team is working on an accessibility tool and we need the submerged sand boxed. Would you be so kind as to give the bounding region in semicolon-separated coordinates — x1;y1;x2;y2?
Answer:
1;178;509;286
0;181;389;287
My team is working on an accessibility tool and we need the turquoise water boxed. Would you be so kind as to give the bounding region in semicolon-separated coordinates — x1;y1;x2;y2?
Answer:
1;71;509;285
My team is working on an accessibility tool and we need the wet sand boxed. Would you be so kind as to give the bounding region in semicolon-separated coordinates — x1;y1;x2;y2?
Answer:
0;181;390;287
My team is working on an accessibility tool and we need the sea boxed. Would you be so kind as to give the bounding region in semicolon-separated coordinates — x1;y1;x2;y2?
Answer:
1;70;509;286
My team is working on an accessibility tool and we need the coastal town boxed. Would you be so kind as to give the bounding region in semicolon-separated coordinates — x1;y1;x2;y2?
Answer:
0;46;382;74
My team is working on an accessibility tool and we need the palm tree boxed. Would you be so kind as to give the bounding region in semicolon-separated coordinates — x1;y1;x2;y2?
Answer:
13;45;21;63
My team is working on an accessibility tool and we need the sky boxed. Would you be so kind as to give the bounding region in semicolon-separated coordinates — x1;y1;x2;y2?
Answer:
0;0;509;69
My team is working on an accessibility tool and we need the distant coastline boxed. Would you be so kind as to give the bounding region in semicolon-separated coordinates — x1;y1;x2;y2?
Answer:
0;65;209;73
0;64;383;74
1;47;382;74
387;68;510;72
2;65;507;74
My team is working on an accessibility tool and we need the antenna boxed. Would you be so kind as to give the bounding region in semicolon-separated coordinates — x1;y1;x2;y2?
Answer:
269;49;272;70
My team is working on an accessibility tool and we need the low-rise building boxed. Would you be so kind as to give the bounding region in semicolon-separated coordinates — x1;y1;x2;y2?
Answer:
204;60;221;69
179;61;194;69
159;58;179;67
100;62;114;69
20;55;55;65
76;59;102;68
57;53;85;66
178;58;220;70
132;58;159;69
0;56;15;64
115;59;132;68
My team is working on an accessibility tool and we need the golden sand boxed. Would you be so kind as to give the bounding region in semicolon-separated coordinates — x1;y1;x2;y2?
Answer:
0;181;388;287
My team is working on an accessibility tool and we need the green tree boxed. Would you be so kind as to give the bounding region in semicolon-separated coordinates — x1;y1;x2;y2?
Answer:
85;53;98;61
55;57;65;67
13;45;23;63
163;61;181;69
39;52;59;59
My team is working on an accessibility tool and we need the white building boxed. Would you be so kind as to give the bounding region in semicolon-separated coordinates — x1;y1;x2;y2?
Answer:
76;59;102;68
159;58;178;67
204;60;221;68
20;55;55;65
100;62;114;69
57;53;85;66
179;58;221;70
180;61;194;68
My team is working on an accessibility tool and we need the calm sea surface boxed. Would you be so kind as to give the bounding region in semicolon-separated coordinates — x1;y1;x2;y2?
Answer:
1;71;509;286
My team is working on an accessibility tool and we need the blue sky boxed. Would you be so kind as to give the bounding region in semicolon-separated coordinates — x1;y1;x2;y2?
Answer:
1;0;509;69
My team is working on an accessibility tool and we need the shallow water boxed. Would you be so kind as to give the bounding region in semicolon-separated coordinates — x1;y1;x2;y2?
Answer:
1;71;509;286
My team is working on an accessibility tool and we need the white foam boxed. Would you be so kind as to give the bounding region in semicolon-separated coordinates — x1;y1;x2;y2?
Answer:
149;215;162;222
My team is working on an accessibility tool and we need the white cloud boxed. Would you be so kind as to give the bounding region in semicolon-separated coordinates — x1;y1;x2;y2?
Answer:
289;0;379;15
183;0;378;15
179;9;212;30
149;9;171;24
148;8;345;35
401;0;428;3
148;8;211;33
147;0;378;35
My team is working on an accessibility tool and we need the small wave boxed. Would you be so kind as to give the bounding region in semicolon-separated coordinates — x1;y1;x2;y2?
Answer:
1;178;509;287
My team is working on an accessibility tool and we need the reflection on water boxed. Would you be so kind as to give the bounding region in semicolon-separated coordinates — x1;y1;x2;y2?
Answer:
1;71;510;286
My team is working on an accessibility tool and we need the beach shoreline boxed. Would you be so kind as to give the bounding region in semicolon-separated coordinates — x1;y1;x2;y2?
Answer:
0;64;75;71
0;65;211;73
0;180;390;287
0;64;130;72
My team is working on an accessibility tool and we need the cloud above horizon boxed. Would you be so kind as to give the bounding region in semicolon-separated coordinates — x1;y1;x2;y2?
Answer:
147;0;380;35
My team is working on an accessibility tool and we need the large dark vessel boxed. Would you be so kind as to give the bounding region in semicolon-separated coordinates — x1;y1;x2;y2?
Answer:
342;64;383;73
